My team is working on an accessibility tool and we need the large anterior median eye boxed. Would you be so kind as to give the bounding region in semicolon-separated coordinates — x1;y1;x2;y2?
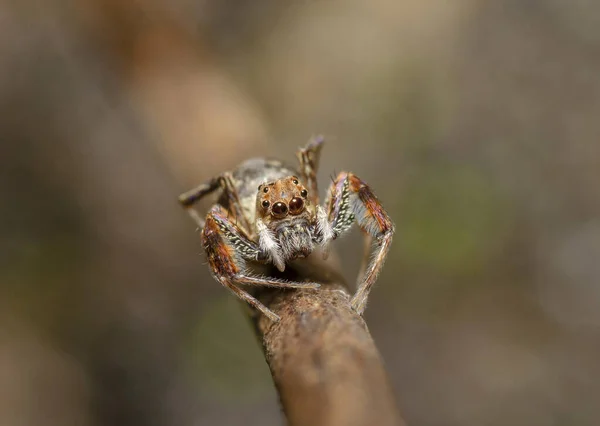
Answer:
271;202;288;218
289;197;305;215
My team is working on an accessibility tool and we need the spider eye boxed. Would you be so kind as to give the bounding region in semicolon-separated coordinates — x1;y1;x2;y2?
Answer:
262;200;270;208
263;187;269;193
292;178;299;185
300;189;308;198
289;197;305;215
271;202;288;218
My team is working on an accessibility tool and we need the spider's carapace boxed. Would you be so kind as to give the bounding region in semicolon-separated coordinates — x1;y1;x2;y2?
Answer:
179;137;394;322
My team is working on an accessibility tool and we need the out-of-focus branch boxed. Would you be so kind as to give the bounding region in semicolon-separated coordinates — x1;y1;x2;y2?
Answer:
250;255;406;426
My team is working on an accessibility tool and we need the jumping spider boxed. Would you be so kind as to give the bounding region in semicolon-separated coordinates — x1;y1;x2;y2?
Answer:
179;137;394;322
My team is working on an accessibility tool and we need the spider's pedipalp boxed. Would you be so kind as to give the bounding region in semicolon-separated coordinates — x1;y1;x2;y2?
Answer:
256;218;285;271
315;205;335;258
316;205;334;241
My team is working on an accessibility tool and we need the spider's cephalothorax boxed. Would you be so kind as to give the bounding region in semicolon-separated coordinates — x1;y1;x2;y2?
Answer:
255;176;319;270
179;137;394;322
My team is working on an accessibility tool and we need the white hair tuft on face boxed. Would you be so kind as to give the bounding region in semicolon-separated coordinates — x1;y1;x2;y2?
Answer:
316;205;334;244
256;219;285;271
315;205;335;259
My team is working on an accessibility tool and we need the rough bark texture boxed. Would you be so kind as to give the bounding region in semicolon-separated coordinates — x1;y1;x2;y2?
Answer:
250;255;406;426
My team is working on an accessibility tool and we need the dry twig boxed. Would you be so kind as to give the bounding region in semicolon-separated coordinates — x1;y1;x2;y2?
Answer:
249;254;406;426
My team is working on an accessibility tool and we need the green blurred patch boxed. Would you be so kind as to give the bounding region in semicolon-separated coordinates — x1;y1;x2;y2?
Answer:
397;165;512;276
2;233;84;336
184;295;273;403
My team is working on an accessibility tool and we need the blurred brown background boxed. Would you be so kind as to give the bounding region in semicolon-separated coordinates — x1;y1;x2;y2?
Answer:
1;1;599;425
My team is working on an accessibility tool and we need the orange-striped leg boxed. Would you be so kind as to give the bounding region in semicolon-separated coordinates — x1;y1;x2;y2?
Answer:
321;172;395;314
203;205;320;322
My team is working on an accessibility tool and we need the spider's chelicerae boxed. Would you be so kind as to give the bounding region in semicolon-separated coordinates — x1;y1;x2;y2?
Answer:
179;137;394;322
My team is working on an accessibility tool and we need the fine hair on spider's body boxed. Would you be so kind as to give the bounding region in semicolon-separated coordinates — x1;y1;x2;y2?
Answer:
179;137;394;322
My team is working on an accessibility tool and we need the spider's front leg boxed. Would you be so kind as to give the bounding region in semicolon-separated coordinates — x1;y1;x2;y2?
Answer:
319;172;395;314
203;205;320;322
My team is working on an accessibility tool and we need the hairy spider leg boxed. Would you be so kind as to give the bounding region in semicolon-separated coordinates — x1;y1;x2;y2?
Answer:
323;172;395;314
179;176;220;228
296;135;325;205
179;172;250;232
203;205;321;322
356;231;374;291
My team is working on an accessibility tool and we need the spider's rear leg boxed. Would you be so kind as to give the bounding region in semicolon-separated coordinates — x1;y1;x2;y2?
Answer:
296;135;325;205
203;205;320;322
179;177;220;228
322;172;395;315
179;172;250;232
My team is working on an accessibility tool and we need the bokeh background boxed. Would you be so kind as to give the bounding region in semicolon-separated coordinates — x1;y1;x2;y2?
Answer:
2;1;600;425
